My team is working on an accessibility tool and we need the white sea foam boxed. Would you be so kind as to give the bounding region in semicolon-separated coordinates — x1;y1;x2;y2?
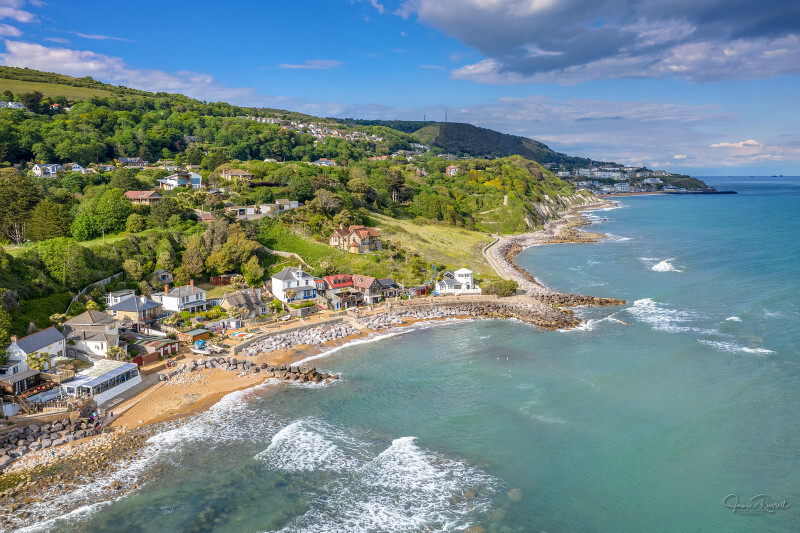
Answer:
255;419;363;472
651;259;683;272
726;316;743;322
624;298;716;334
698;340;774;355
560;314;621;332
275;436;500;532
604;233;632;242
15;500;115;533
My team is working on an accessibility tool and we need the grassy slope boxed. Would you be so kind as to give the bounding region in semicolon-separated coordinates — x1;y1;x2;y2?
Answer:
0;78;117;99
370;213;493;276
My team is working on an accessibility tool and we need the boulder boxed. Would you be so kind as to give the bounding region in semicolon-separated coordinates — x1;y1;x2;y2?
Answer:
28;442;41;452
40;439;51;449
52;439;63;447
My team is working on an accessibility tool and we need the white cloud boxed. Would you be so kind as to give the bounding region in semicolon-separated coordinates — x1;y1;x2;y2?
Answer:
71;31;133;43
673;154;688;159
0;22;20;36
0;0;35;23
43;36;69;43
278;59;344;70
710;139;763;148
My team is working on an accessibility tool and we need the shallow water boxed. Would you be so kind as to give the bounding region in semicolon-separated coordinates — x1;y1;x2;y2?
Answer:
16;177;800;532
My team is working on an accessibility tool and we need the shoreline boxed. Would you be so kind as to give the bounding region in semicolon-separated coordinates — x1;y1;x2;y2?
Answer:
0;199;630;527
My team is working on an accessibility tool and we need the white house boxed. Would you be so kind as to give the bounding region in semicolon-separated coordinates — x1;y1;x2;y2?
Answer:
275;198;299;211
150;280;207;313
614;182;631;193
435;268;481;295
271;266;317;303
65;163;92;174
62;310;121;360
3;327;66;373
158;171;206;190
62;359;142;405
32;163;63;178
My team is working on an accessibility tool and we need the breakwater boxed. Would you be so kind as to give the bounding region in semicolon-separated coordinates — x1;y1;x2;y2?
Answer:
364;299;582;330
165;357;339;384
489;208;626;308
235;323;360;357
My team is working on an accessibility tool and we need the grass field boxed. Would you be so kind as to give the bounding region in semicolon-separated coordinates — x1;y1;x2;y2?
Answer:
370;213;493;275
0;78;118;99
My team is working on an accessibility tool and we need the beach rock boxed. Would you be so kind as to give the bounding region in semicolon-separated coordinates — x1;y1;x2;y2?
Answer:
40;439;51;449
28;442;41;452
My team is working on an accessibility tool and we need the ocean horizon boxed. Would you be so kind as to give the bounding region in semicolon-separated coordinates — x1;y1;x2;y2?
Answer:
16;176;800;533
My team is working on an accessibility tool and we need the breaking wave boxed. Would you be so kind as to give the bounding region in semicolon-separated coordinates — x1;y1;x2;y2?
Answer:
698;340;774;355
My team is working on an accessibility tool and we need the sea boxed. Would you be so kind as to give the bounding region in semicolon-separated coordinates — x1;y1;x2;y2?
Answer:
17;176;800;532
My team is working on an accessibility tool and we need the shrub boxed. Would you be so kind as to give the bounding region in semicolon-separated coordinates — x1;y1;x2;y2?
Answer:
481;279;519;297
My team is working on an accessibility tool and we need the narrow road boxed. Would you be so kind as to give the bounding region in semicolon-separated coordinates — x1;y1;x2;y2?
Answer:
481;236;512;280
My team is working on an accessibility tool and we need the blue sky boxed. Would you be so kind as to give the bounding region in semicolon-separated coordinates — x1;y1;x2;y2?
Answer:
0;0;798;175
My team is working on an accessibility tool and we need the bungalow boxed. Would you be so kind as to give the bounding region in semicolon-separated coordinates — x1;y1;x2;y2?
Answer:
62;359;141;405
225;205;264;220
329;225;381;254
158;171;206;190
311;158;335;167
195;211;215;223
221;169;254;181
118;157;146;167
123;333;179;366
98;164;116;172
4;327;65;373
31;163;63;178
219;288;267;319
124;190;163;205
271;266;317;303
210;273;236;286
352;275;383;304
275;198;299;211
151;280;207;313
0;369;41;396
62;310;121;360
107;296;163;330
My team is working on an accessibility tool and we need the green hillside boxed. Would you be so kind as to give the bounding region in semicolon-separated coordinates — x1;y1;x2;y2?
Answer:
414;122;597;167
0;65;152;98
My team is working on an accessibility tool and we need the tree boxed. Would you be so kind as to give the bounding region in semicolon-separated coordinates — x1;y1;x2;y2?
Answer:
180;235;207;279
96;188;134;232
155;238;175;271
242;256;265;287
315;189;342;214
150;197;183;228
70;212;97;241
289;176;315;203
122;258;143;281
0;309;10;364
36;237;90;289
85;300;101;311
26;198;73;241
106;345;125;360
108;169;142;191
0;168;40;244
26;351;49;371
285;289;297;301
125;213;146;233
20;91;43;113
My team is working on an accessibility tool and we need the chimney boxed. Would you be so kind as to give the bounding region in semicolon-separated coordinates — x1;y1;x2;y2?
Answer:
165;284;169;295
10;335;17;343
190;279;195;294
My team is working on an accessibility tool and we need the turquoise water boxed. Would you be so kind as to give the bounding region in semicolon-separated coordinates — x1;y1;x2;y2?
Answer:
19;177;800;532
